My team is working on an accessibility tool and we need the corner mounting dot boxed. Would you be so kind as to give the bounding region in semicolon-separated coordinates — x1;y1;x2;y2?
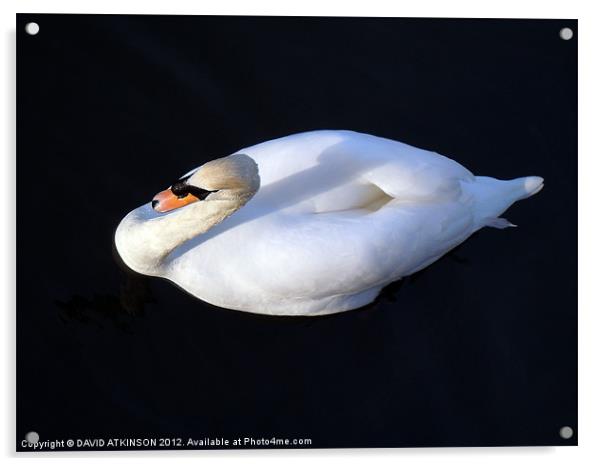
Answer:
559;426;574;439
25;431;39;444
559;27;573;41
25;22;40;36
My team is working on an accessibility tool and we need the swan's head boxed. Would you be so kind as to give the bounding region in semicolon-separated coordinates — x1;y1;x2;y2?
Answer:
115;154;259;276
151;153;260;213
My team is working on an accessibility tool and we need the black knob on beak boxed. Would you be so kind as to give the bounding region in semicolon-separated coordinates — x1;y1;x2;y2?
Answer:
152;199;159;210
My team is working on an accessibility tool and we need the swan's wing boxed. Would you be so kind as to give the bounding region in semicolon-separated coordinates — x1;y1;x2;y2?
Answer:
239;130;474;213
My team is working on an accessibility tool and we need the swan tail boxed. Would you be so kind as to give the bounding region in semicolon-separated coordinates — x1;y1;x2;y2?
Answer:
464;175;544;229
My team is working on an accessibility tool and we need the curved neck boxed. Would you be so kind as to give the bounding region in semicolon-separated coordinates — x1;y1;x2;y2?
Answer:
115;198;242;276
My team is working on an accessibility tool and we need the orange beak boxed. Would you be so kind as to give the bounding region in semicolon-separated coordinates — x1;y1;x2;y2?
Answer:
152;188;200;213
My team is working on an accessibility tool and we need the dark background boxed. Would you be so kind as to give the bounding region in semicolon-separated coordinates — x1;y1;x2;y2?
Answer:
17;15;577;450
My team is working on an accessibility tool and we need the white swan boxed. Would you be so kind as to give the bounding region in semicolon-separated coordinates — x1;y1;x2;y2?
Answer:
115;130;543;316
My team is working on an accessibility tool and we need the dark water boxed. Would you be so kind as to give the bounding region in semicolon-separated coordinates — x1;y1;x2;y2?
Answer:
17;15;577;449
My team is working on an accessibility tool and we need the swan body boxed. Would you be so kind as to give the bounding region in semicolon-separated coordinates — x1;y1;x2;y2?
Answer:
115;130;543;316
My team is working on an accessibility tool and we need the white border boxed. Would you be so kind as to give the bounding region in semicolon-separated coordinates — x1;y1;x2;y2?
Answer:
2;1;599;465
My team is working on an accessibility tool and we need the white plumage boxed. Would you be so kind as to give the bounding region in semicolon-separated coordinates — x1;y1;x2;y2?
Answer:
115;130;543;316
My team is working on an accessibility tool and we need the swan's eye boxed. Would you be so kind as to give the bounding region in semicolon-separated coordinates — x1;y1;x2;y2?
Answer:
170;181;188;197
